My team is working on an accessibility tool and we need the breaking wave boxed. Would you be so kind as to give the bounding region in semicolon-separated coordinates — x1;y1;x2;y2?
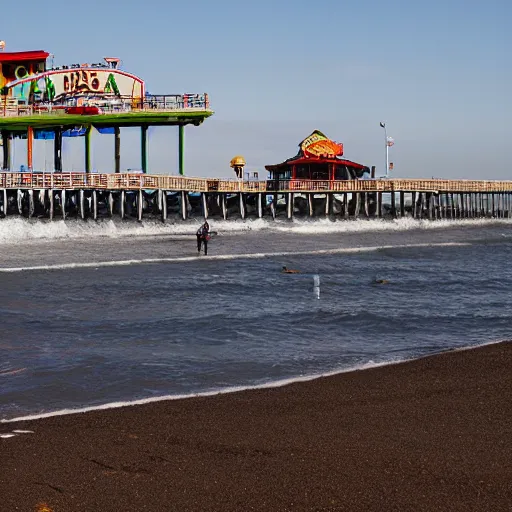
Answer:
0;216;509;245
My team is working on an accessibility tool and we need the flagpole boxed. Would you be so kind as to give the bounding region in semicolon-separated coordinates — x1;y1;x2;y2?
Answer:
380;121;389;178
385;127;389;178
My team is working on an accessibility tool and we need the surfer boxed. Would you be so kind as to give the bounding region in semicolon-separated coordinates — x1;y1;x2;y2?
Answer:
282;266;300;274
196;221;210;255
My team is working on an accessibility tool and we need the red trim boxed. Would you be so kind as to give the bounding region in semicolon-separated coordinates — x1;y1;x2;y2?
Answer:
266;157;367;170
0;51;49;63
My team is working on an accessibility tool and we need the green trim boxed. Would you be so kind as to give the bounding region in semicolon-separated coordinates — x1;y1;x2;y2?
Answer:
85;127;92;173
179;125;185;176
0;110;214;132
114;126;121;173
141;126;147;173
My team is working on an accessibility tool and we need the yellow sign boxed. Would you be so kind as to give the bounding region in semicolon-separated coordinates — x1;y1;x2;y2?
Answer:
299;130;343;158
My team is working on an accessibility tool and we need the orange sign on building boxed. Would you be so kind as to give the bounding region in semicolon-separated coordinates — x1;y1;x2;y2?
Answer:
299;130;343;158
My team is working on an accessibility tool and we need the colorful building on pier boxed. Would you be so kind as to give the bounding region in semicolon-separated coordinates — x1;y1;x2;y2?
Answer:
265;130;370;183
0;47;213;174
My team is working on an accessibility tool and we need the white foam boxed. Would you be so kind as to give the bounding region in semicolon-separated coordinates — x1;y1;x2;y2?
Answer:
1;340;504;424
0;433;17;438
0;216;508;245
0;241;472;273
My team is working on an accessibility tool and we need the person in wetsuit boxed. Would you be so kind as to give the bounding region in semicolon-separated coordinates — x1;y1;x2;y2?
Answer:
196;221;210;255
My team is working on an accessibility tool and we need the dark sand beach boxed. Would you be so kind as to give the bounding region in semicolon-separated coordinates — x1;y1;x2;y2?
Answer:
1;341;511;512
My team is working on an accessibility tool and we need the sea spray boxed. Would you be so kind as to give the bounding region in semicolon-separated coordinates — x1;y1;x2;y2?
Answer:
0;216;509;245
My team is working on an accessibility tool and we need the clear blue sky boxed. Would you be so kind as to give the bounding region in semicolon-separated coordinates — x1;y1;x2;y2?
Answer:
2;0;510;178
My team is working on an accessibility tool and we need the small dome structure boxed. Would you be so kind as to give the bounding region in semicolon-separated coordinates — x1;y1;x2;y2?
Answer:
230;155;246;179
230;155;246;168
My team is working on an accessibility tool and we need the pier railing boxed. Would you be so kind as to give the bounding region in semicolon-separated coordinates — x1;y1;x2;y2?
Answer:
0;94;211;117
2;173;512;193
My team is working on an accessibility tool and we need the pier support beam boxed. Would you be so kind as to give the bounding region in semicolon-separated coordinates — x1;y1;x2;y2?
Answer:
2;188;7;216
344;193;349;219
325;194;331;217
27;126;34;170
85;127;92;173
79;189;85;219
61;190;66;220
377;192;382;218
399;191;405;217
49;190;54;220
92;190;97;220
138;189;143;221
421;193;427;219
391;191;396;219
54;128;63;172
108;192;114;217
308;193;314;217
17;190;23;215
201;192;208;219
28;190;34;218
160;191;167;222
1;130;11;170
140;126;147;173
181;191;187;220
240;193;246;219
363;193;369;218
257;193;263;218
119;190;125;219
114;127;121;173
178;125;185;176
287;192;293;219
354;193;361;218
221;193;227;220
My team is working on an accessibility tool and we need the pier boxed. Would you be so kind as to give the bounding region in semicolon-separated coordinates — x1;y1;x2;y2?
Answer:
1;49;511;224
1;172;512;221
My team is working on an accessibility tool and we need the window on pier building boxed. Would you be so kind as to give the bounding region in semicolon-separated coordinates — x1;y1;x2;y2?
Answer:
279;167;292;179
311;164;329;181
296;165;310;179
335;165;354;180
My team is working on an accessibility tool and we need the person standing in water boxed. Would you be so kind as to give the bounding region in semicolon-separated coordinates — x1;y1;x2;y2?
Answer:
196;221;210;255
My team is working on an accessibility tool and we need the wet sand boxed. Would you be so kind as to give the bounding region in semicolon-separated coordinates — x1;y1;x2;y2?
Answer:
1;342;511;512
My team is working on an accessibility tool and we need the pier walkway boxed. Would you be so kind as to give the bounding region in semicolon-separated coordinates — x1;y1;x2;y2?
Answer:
1;172;512;221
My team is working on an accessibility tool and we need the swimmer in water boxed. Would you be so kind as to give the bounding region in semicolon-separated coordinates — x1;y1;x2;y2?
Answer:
282;266;300;274
374;278;389;284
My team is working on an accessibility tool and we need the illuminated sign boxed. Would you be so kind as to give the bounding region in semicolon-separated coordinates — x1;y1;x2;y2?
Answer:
299;130;343;158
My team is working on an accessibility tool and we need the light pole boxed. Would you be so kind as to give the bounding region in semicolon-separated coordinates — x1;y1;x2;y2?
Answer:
380;121;389;178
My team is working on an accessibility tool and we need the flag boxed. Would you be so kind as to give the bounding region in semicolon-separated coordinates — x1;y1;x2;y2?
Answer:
380;121;386;128
386;136;394;147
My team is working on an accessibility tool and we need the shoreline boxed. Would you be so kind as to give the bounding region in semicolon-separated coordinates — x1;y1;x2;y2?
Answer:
1;340;501;424
1;341;511;511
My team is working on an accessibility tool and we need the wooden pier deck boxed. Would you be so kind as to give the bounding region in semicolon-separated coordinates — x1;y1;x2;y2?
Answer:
1;172;512;221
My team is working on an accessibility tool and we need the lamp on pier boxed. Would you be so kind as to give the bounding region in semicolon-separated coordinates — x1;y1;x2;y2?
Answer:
230;155;246;180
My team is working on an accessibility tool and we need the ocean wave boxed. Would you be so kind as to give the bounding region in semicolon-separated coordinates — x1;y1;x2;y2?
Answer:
0;216;510;245
0;241;472;273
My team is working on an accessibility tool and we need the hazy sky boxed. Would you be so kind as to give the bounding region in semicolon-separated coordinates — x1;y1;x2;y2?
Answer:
1;0;510;179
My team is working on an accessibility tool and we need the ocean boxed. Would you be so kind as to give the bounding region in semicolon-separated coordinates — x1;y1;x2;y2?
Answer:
1;217;512;422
